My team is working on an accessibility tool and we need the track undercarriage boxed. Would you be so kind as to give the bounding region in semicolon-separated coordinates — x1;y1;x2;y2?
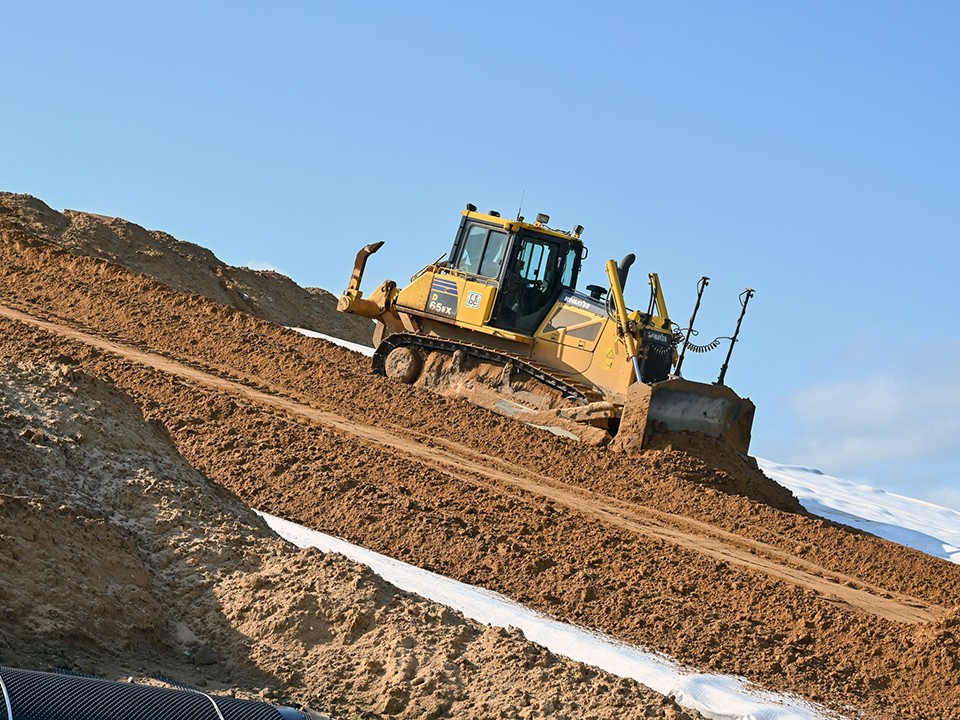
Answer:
373;333;618;445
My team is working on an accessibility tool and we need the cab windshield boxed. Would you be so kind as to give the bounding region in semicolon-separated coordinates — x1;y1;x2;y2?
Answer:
490;232;581;334
455;224;509;278
513;233;580;290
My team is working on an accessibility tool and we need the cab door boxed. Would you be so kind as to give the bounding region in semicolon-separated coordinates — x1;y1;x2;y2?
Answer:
491;234;565;335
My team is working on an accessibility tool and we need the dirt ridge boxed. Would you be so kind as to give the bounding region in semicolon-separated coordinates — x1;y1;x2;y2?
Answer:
0;349;702;719
0;192;375;345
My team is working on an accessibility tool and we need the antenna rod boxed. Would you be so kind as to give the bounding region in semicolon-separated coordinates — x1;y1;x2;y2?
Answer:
675;276;709;377
516;190;525;220
717;288;754;386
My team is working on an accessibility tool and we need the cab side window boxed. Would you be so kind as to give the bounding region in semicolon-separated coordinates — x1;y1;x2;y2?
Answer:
561;245;580;289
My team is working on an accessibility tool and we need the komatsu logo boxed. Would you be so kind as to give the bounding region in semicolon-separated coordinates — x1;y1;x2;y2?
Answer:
559;291;603;313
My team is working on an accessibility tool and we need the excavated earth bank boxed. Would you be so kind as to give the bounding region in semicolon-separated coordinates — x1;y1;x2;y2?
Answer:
0;192;375;345
0;358;701;719
2;194;959;719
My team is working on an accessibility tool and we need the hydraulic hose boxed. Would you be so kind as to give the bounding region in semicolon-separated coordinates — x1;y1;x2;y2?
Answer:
0;666;323;720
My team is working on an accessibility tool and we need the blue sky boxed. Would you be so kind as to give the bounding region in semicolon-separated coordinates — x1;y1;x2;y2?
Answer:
4;3;959;508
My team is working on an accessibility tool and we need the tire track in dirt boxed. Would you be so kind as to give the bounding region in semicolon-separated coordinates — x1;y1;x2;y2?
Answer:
0;303;943;625
417;433;940;621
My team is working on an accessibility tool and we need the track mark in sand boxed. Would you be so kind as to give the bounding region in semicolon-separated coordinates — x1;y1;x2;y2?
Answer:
0;304;944;625
414;433;938;620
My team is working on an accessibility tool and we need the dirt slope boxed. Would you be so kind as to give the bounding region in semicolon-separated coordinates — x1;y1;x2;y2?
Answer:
2;196;959;718
0;192;374;345
0;357;702;719
0;305;941;628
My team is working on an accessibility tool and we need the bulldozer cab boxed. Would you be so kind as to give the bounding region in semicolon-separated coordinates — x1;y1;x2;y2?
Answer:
449;210;582;336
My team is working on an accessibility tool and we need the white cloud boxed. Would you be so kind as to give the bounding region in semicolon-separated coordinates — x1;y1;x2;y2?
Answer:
764;339;960;509
786;371;960;470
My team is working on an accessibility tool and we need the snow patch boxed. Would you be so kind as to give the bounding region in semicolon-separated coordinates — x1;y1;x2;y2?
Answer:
758;458;960;565
289;326;375;356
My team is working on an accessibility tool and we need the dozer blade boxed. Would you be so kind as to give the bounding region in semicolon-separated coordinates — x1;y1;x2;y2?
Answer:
612;377;755;455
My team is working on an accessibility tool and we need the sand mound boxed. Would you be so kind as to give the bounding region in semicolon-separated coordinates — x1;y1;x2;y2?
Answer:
0;358;701;718
0;493;167;661
0;192;374;345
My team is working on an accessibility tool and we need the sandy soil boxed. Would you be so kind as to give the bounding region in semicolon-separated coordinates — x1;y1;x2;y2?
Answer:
1;193;959;718
0;357;702;719
0;192;375;345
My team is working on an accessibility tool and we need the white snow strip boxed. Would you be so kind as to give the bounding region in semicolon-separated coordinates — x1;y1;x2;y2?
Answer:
289;327;375;357
258;511;837;720
757;459;960;565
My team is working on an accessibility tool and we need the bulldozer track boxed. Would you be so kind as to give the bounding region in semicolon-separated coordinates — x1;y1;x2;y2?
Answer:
373;333;604;404
0;302;945;626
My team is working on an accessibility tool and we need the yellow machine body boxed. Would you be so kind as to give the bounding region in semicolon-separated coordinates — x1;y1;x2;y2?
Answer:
338;206;755;453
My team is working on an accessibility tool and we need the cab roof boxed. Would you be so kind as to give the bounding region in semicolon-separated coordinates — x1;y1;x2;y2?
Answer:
461;208;584;244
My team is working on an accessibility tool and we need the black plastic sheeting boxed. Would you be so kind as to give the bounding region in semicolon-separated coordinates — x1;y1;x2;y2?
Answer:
0;667;312;720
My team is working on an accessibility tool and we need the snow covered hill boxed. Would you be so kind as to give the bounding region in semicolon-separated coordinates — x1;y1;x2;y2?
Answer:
759;460;960;565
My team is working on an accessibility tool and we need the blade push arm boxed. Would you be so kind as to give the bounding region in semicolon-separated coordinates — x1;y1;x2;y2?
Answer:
648;272;669;323
606;259;644;383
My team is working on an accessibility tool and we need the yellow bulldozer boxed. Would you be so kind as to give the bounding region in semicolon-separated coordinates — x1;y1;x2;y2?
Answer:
338;203;755;453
